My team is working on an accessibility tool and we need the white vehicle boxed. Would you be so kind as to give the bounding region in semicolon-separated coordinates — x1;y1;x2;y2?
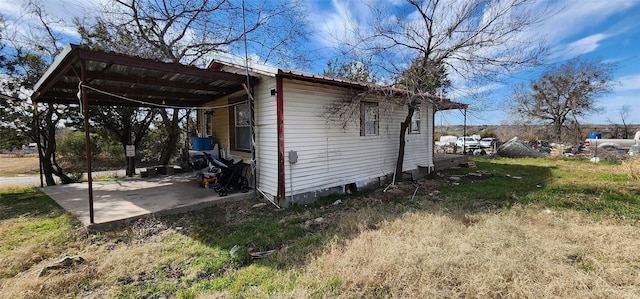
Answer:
480;138;499;149
456;137;480;150
435;135;458;147
584;131;640;151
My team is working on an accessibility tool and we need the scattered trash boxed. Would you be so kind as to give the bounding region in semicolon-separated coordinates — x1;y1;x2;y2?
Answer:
383;183;397;193
496;137;542;158
249;245;288;259
175;226;184;231
536;185;542;188
511;176;522;180
410;187;419;201
590;156;600;163
38;255;85;277
333;199;343;205
230;245;241;257
541;209;552;214
459;161;477;168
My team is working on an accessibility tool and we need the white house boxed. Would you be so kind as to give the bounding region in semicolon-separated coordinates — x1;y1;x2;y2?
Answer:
30;44;465;210
198;59;465;207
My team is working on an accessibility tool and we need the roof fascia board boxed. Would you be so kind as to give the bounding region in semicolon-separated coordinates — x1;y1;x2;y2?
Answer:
207;53;278;76
32;44;79;101
74;47;255;84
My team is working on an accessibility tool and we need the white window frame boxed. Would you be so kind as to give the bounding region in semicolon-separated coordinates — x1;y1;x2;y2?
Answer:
361;102;379;136
410;108;420;134
233;102;251;151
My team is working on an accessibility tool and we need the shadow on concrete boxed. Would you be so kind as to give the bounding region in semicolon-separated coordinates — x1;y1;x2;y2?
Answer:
40;172;254;230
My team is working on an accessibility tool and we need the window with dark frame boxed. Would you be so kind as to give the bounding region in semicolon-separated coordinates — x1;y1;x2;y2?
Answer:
234;102;250;151
410;108;420;134
360;102;379;136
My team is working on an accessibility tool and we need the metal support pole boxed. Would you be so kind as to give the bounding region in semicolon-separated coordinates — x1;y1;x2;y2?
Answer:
242;0;258;200
33;101;44;187
79;63;94;224
463;108;467;154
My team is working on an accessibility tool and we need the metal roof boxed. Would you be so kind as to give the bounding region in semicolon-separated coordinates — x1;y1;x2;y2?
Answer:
32;44;257;108
277;69;467;111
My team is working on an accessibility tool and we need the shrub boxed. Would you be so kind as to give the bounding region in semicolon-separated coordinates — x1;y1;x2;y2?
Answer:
57;130;100;159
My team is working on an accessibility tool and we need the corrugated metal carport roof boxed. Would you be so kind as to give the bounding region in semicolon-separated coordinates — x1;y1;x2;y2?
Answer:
32;44;256;107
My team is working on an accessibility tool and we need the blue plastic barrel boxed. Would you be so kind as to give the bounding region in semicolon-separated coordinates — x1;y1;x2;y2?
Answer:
192;137;212;150
588;133;602;139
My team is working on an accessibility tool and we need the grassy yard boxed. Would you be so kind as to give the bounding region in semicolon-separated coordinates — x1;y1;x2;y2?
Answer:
1;156;639;298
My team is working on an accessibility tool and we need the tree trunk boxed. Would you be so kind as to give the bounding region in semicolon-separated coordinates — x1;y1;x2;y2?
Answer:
124;142;136;177
41;152;57;186
394;105;415;183
553;118;563;143
159;109;180;165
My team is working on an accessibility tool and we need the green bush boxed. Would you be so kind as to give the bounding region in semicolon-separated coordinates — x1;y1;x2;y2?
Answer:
57;130;100;159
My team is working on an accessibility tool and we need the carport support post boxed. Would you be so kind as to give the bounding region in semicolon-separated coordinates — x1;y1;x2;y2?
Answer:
463;108;467;154
79;66;94;224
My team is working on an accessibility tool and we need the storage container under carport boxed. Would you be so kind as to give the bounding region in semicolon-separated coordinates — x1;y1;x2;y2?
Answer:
192;137;212;151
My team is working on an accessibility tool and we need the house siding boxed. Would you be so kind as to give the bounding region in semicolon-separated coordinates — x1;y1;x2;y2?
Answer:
282;79;433;204
201;98;229;150
253;77;279;199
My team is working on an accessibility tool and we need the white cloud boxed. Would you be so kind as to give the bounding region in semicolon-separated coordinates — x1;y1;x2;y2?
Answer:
0;0;103;48
536;0;635;44
617;74;640;92
566;33;609;56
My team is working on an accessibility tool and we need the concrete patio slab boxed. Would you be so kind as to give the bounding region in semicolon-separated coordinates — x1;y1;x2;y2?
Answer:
40;173;254;230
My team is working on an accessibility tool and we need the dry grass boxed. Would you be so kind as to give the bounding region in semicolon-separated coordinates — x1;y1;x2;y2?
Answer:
288;207;640;298
0;156;40;176
621;156;640;180
0;222;189;298
2;157;640;298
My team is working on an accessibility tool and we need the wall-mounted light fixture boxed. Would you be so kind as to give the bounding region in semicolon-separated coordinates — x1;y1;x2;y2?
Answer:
270;88;278;96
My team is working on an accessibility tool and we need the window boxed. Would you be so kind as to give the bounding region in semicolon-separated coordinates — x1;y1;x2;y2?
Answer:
360;102;378;136
410;109;420;134
204;110;213;136
232;101;251;151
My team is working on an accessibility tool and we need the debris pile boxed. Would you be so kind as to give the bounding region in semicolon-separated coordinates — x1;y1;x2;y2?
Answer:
496;137;542;158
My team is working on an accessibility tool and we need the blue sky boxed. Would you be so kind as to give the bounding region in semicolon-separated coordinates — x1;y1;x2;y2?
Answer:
1;0;639;126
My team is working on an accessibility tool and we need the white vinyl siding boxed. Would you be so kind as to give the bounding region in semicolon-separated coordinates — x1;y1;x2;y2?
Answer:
253;77;279;198
282;79;433;197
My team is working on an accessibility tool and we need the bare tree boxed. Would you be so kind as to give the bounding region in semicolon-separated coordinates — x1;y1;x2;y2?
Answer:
608;105;632;139
509;57;617;142
76;0;311;166
81;0;311;67
329;0;551;181
0;0;81;185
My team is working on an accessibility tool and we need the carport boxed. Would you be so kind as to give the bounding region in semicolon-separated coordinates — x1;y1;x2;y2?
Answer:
31;44;258;226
